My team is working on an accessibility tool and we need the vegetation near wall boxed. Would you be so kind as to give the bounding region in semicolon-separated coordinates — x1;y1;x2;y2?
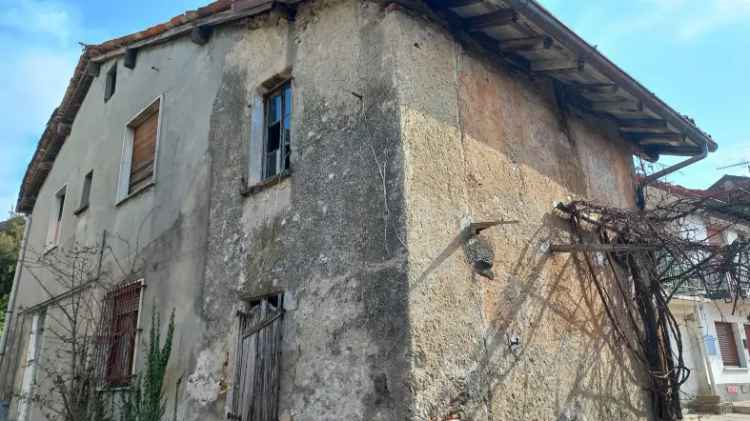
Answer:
0;216;24;330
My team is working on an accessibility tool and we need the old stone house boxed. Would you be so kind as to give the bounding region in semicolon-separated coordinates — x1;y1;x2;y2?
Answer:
0;1;719;420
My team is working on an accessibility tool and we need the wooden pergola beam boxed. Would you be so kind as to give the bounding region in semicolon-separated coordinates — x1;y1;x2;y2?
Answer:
551;243;661;253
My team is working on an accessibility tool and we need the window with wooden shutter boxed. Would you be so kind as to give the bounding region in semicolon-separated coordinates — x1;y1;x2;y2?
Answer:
716;321;741;367
128;103;159;194
229;295;283;421
95;281;144;386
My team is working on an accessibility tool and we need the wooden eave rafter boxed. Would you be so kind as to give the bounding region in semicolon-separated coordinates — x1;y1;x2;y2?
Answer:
17;0;718;214
420;0;717;159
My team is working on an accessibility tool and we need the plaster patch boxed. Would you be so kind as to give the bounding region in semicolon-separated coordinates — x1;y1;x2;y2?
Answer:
186;349;223;407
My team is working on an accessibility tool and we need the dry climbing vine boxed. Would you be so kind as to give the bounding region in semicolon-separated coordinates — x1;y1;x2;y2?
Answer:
556;190;750;421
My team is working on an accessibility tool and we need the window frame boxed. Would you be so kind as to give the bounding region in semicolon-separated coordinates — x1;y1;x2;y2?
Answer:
244;73;293;194
45;186;67;251
105;62;117;102
116;96;163;205
715;321;744;368
75;170;93;215
261;81;292;181
96;279;145;387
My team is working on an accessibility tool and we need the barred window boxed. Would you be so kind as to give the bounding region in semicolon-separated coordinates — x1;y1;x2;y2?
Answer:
229;295;283;421
96;281;144;386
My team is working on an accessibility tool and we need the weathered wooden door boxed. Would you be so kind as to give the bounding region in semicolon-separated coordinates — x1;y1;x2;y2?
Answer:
231;297;283;421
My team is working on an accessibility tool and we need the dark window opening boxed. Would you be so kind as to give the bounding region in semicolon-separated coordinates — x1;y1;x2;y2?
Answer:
105;63;117;102
263;82;292;180
229;294;284;421
52;188;66;245
95;282;143;386
78;171;93;212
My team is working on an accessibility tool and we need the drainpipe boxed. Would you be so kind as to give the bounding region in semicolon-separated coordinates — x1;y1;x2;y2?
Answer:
636;143;709;209
0;215;32;364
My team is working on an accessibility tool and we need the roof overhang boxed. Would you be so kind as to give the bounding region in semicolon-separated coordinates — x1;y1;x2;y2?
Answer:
415;0;717;159
16;0;718;213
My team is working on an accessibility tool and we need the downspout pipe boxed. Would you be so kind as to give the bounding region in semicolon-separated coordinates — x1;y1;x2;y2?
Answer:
636;143;709;209
0;215;32;364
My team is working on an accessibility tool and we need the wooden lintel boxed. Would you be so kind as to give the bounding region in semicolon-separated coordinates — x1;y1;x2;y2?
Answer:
551;243;661;253
498;36;553;52
123;48;137;69
465;8;518;31
531;58;584;74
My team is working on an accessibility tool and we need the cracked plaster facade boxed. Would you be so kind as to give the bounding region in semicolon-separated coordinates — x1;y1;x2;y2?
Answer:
3;1;651;420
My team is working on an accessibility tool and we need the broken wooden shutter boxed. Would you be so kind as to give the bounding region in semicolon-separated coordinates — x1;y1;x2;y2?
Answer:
716;322;741;367
230;296;283;421
129;105;159;194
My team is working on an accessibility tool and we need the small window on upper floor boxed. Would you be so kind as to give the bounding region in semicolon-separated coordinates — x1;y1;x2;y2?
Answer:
117;97;161;203
105;63;117;102
263;82;292;180
75;171;93;214
46;186;66;249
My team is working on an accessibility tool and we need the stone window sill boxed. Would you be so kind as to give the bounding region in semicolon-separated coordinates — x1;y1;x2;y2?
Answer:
241;169;292;197
723;367;749;372
42;244;58;256
73;204;89;216
115;181;155;207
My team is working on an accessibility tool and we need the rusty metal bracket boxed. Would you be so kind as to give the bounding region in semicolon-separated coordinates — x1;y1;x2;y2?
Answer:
469;220;519;236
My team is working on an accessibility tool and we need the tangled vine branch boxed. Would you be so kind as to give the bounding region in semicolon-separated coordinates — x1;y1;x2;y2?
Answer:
556;190;750;421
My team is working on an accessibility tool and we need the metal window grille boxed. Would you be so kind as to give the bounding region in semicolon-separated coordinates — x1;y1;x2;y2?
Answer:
229;295;283;421
94;281;143;387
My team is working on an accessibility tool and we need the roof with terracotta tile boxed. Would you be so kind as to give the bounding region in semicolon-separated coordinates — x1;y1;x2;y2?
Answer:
15;0;256;213
16;0;721;213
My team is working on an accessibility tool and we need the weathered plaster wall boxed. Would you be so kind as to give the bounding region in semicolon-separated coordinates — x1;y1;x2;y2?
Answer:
200;1;411;420
6;21;234;421
388;7;646;420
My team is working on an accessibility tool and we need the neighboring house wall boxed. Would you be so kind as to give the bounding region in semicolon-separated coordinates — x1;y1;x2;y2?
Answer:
672;299;750;403
4;15;235;421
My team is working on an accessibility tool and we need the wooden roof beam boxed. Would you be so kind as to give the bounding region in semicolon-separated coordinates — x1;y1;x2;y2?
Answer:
465;8;518;31
619;118;669;133
443;0;483;8
531;58;584;74
623;132;685;143
590;99;643;113
498;36;553;52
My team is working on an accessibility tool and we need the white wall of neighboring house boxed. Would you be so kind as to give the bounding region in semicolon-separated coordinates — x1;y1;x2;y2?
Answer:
669;209;750;402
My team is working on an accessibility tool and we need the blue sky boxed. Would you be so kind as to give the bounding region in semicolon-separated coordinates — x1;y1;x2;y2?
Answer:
0;0;747;216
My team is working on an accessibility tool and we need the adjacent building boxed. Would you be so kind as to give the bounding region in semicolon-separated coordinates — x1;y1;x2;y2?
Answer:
647;177;750;411
0;1;720;420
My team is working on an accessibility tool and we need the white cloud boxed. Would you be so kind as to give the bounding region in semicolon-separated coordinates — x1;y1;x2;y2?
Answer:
0;0;81;213
637;0;750;40
0;0;77;44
